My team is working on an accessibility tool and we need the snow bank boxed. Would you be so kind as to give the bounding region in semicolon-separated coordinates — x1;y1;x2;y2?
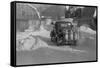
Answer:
79;26;96;35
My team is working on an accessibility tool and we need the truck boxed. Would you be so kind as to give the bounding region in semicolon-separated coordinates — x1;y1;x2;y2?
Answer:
50;18;78;46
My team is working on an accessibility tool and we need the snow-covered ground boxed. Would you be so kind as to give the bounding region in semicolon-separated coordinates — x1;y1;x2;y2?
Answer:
16;25;97;65
16;25;96;53
16;26;96;52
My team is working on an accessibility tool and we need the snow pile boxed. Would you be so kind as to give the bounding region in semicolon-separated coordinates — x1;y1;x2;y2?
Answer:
16;34;36;51
79;25;96;40
79;26;96;35
31;25;50;38
16;25;50;51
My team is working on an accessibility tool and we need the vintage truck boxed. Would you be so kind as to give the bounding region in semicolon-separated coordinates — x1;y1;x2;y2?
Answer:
50;18;79;46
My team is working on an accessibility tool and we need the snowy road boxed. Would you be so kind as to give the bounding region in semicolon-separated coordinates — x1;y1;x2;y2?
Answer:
16;26;97;65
